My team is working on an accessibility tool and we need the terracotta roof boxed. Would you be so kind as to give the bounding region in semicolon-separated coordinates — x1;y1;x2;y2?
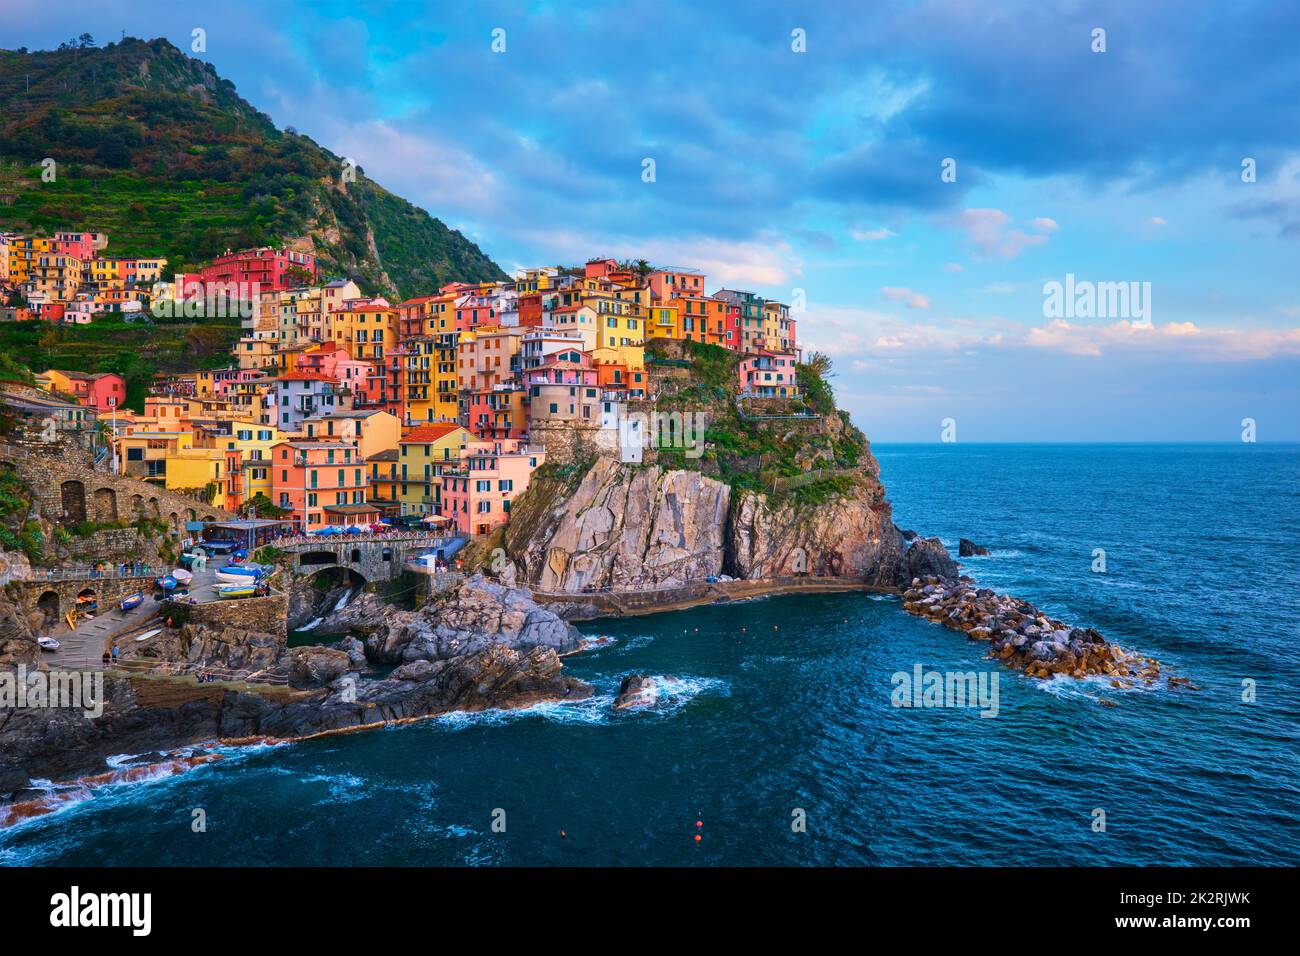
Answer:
400;423;464;443
276;372;339;383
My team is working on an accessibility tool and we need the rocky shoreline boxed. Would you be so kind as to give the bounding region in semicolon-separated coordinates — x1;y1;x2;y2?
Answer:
0;576;593;805
902;575;1193;690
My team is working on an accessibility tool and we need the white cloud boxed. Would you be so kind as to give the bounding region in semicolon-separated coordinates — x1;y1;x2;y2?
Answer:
958;208;1052;260
881;286;931;308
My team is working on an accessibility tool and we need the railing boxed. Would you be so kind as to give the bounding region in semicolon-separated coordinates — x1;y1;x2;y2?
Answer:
24;565;160;583
267;530;460;550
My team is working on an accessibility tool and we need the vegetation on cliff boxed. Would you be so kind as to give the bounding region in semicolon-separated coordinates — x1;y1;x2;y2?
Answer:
647;339;874;508
0;37;506;298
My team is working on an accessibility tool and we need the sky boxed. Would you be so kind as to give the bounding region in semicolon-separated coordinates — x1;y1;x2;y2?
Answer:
4;0;1299;441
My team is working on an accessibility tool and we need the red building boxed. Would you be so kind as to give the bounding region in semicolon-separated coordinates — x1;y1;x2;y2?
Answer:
192;247;317;296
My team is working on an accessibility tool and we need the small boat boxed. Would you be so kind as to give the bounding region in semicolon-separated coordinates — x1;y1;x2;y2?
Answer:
119;592;145;612
215;568;264;585
134;628;161;643
157;574;178;591
171;569;193;584
38;636;60;651
216;583;258;600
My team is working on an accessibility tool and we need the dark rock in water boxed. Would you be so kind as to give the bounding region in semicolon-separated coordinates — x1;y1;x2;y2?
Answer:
959;538;991;557
904;537;960;582
900;529;918;542
0;763;30;794
613;674;658;710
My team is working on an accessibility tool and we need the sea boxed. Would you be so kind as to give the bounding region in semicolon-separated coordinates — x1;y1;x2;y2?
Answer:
3;443;1298;866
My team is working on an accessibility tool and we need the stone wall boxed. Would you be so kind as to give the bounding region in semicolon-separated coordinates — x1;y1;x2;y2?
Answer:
0;439;233;532
171;591;288;639
63;528;150;561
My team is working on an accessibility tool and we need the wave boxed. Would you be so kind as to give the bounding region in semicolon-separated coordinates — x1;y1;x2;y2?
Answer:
0;739;289;833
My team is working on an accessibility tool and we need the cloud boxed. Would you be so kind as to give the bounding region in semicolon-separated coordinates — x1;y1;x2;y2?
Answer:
958;208;1053;260
881;286;931;309
1025;319;1300;359
851;227;895;241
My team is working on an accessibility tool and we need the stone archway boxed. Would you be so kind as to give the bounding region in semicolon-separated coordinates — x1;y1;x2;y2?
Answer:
148;497;161;518
36;590;60;629
93;487;118;522
168;512;180;532
131;493;144;515
61;479;86;524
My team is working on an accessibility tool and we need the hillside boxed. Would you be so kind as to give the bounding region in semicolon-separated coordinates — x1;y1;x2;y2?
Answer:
0;37;507;298
0;312;239;410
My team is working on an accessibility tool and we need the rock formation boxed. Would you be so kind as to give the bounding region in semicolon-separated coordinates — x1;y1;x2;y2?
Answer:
959;538;991;557
505;454;956;595
901;575;1189;687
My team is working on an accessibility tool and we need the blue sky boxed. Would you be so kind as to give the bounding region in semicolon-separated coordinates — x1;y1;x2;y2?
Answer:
5;0;1299;440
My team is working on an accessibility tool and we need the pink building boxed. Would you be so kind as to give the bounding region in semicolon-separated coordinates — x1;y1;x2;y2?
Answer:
649;268;705;301
53;231;107;260
296;343;373;391
440;439;545;538
737;350;802;399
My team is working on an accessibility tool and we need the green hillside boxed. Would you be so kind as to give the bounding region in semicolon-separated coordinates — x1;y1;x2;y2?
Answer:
0;37;507;298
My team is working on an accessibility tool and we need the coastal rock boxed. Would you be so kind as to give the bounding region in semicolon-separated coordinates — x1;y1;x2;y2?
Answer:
508;457;731;592
505;453;935;592
0;644;592;792
903;537;960;583
288;646;352;687
613;673;658;710
958;538;991;557
0;585;39;667
363;575;583;664
728;486;906;584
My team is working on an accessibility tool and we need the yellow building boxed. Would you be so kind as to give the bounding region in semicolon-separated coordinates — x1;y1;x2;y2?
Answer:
6;237;53;285
23;252;84;303
397;423;472;516
220;419;287;506
164;446;228;505
762;301;790;352
332;304;398;364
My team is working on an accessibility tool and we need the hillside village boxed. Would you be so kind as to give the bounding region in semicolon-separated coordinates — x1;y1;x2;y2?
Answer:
1;232;812;541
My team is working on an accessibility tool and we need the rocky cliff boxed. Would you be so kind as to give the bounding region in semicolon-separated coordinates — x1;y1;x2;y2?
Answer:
504;453;954;595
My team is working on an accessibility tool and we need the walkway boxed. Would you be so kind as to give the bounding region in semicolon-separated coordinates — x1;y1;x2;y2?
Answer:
43;554;230;670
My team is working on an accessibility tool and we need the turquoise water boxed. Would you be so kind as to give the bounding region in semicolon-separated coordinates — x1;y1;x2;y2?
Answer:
3;444;1298;865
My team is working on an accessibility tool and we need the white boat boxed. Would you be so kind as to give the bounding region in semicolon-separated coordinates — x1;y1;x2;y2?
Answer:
134;628;162;643
38;636;60;651
215;567;263;585
171;569;193;584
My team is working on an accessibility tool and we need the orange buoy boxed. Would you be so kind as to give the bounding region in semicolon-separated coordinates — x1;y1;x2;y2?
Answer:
696;820;703;828
560;830;566;838
694;834;702;842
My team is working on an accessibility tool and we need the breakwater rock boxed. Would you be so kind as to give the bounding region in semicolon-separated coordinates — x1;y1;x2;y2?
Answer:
902;576;1187;687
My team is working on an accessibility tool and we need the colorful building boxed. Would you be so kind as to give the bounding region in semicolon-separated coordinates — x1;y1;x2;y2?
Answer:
397;423;472;516
440;439;545;537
